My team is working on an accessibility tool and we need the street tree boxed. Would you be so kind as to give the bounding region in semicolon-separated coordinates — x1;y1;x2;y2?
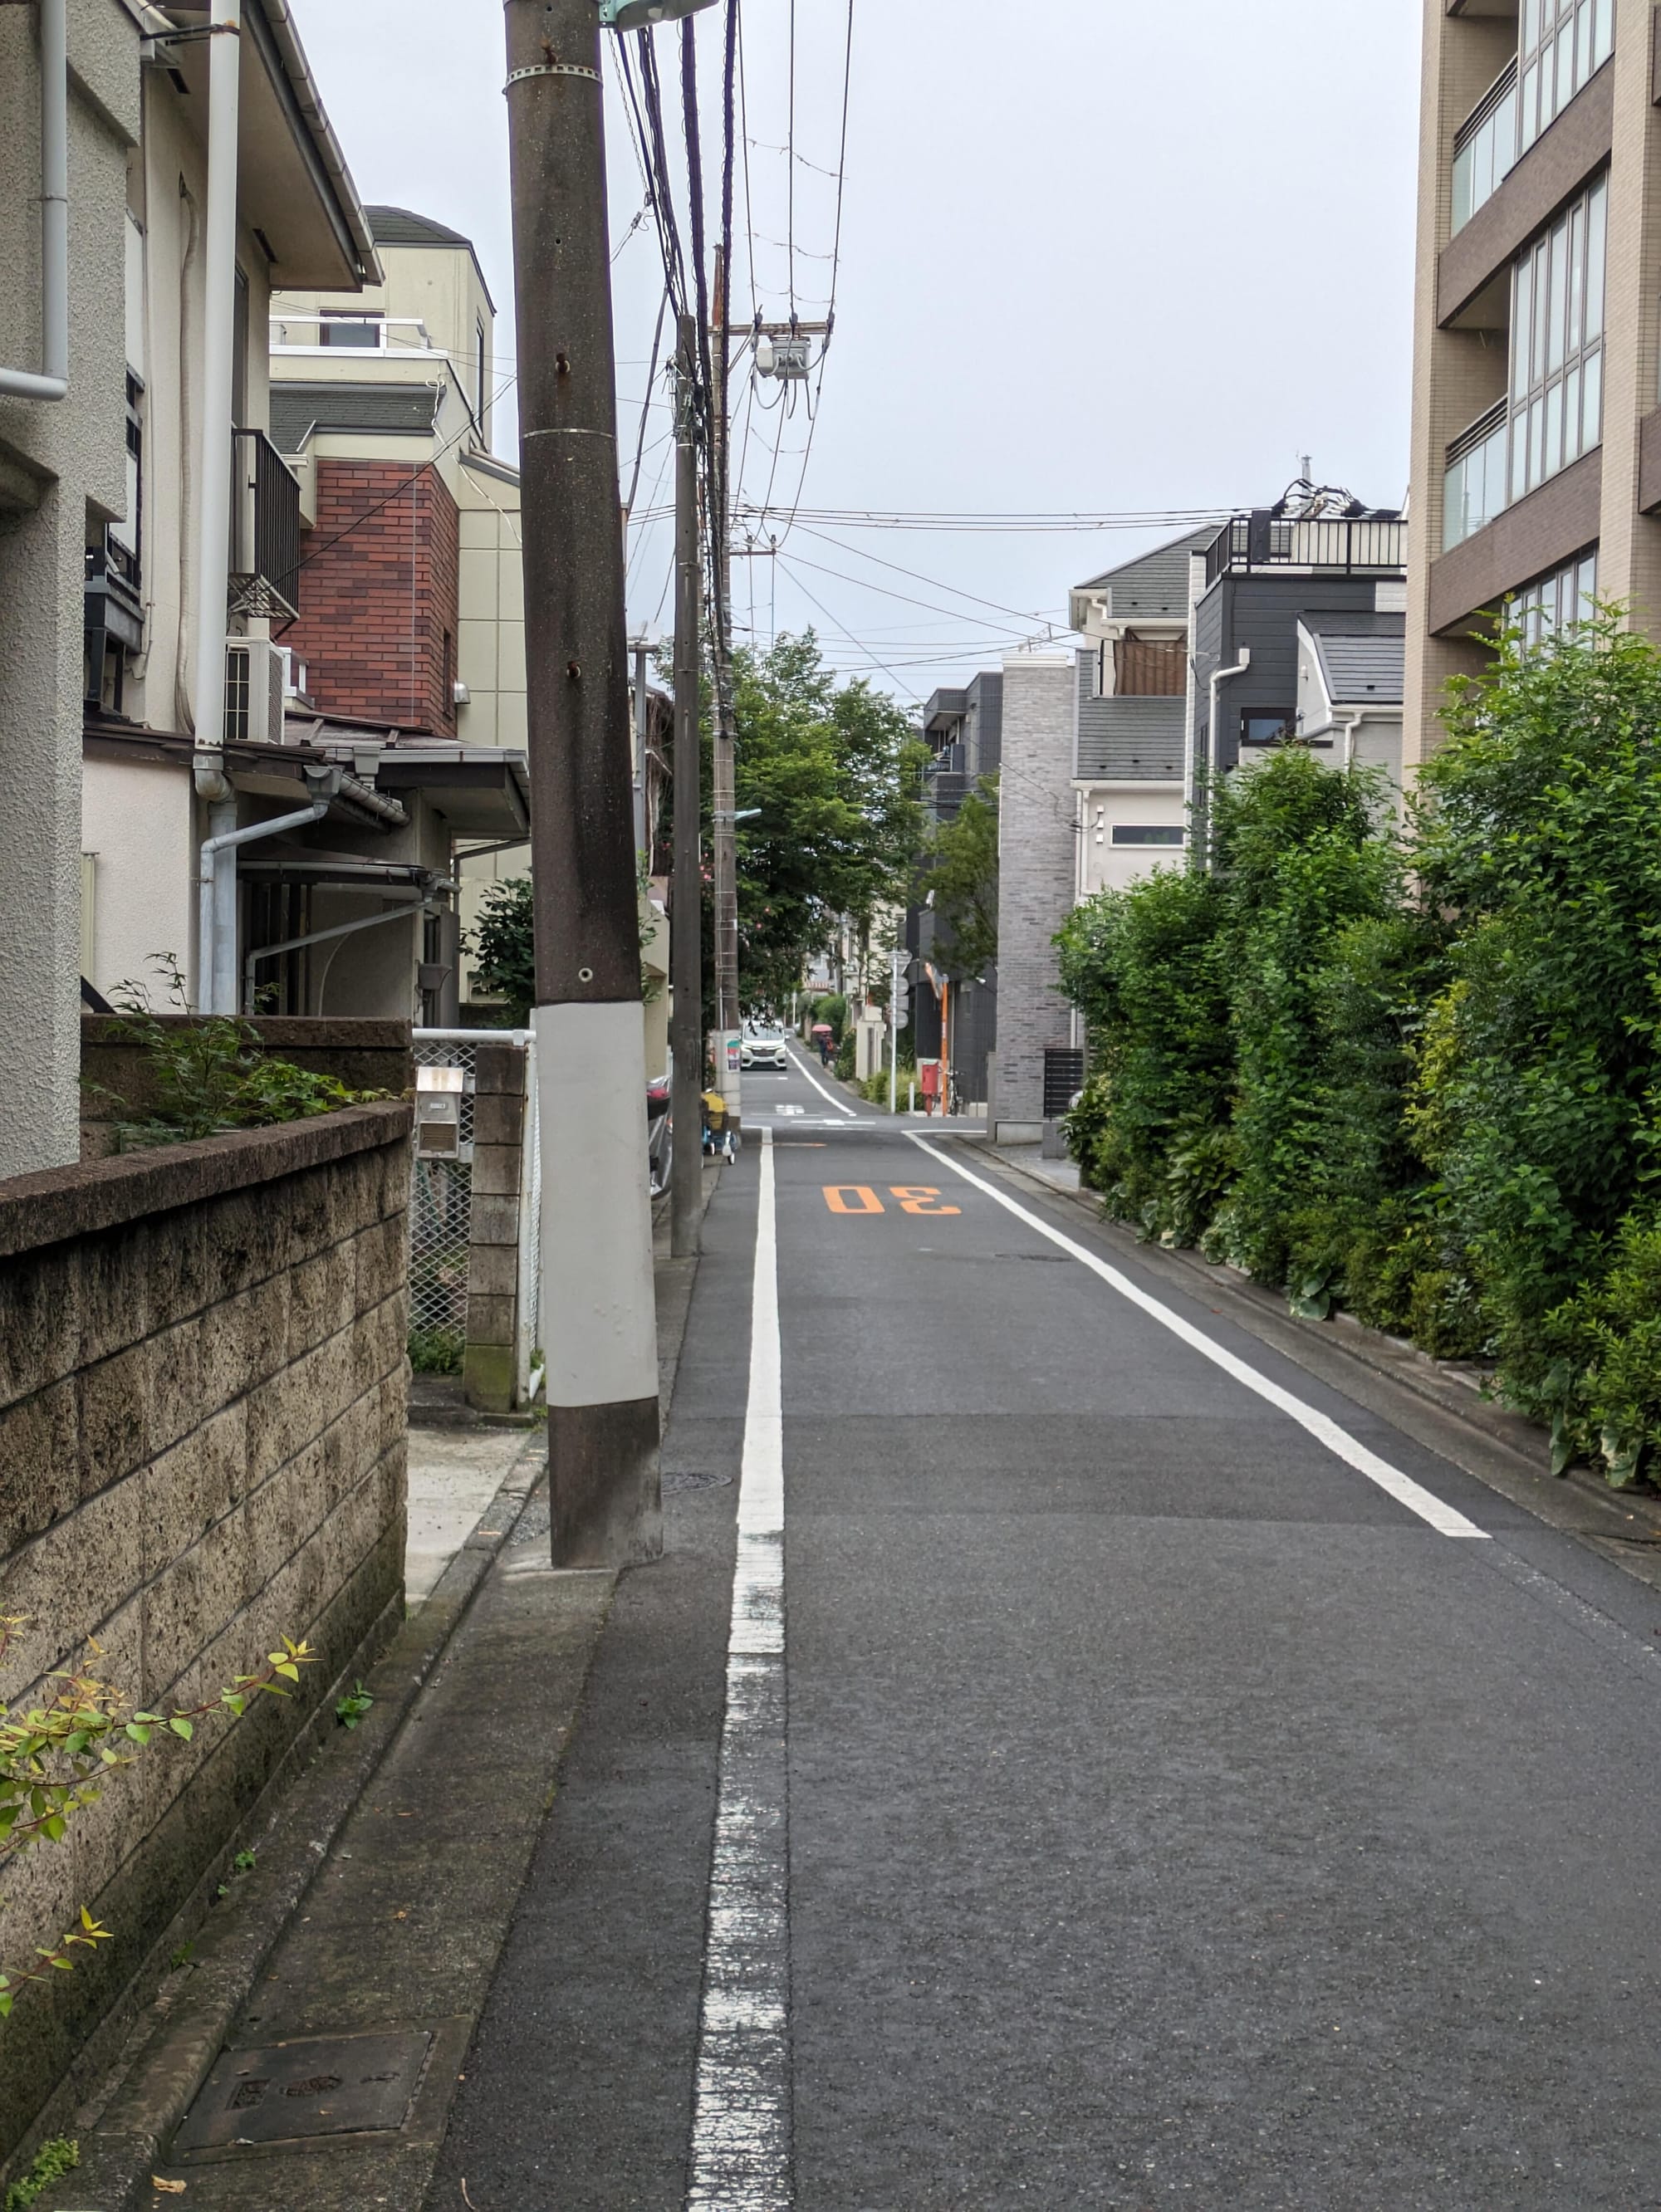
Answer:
724;632;924;1009
919;774;1000;977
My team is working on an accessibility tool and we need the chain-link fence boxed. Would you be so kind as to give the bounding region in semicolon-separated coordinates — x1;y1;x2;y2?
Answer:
409;1036;477;1377
409;1031;541;1402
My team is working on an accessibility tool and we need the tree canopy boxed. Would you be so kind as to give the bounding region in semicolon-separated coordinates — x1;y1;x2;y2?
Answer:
726;633;924;1008
917;773;999;978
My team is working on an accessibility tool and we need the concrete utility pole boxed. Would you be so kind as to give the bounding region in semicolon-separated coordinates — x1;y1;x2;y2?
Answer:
709;243;742;1136
671;314;704;1261
504;0;661;1568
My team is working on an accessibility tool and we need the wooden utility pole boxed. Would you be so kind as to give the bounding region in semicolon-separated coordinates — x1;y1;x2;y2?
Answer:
671;313;704;1260
503;0;661;1568
709;244;742;1133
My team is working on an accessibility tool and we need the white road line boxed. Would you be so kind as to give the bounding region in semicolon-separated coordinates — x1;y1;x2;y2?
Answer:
909;1135;1490;1543
688;1126;792;2209
786;1045;858;1117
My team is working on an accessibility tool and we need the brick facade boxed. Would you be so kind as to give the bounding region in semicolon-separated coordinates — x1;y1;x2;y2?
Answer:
288;460;461;732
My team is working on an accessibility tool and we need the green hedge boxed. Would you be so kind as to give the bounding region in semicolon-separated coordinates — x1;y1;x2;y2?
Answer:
1056;617;1661;1486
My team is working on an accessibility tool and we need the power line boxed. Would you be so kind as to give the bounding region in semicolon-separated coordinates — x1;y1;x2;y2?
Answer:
792;520;1062;629
297;375;520;570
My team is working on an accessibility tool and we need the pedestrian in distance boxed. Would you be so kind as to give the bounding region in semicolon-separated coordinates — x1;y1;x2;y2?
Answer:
811;1020;835;1067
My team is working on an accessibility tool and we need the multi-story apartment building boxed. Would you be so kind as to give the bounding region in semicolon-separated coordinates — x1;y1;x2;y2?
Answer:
1406;0;1650;761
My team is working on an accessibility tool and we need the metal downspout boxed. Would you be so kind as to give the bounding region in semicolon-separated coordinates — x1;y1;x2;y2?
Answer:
197;797;333;1014
0;0;69;403
243;893;448;1017
189;0;241;762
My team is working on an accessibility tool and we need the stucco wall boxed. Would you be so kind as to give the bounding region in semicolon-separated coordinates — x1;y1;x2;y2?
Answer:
121;75;278;742
1075;783;1188;899
0;1101;411;2161
0;0;138;1179
81;754;196;1002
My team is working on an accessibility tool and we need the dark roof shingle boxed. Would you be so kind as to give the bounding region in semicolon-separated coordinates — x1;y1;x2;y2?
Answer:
269;381;444;456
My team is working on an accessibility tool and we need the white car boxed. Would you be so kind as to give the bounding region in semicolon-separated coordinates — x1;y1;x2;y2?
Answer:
741;1030;789;1071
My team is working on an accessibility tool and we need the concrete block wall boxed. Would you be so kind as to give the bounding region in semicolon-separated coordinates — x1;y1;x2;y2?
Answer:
992;653;1080;1141
79;1015;415;1161
464;1040;526;1413
0;1104;413;2161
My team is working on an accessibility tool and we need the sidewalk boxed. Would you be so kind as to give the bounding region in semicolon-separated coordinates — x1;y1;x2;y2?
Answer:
38;1167;720;2212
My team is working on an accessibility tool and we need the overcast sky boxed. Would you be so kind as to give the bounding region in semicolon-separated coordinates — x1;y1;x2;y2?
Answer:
289;1;1420;705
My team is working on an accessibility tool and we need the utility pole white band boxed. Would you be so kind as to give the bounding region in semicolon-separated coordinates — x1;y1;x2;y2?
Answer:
533;1001;659;1407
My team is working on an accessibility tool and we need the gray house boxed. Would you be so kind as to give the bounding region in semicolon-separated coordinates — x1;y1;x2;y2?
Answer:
1188;497;1409;807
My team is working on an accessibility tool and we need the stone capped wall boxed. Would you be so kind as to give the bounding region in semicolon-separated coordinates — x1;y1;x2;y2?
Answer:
0;1104;412;2159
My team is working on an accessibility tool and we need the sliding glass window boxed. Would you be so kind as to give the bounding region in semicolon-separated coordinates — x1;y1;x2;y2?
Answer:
1509;172;1606;505
1519;0;1614;154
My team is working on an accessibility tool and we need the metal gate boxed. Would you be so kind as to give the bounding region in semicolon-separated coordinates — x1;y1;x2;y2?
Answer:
410;1030;540;1402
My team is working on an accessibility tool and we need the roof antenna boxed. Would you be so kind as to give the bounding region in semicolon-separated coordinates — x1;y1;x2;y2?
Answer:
1298;453;1313;486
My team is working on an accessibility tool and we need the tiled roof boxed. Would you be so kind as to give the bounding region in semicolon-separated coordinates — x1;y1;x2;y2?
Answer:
269;382;444;455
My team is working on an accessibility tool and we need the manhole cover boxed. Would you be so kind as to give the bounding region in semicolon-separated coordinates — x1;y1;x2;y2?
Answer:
174;2030;433;2151
664;1470;733;1493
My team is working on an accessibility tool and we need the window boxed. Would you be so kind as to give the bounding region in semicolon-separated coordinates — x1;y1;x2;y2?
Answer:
1444;402;1508;550
1110;825;1185;847
321;311;383;350
1452;61;1519;234
1512;547;1598;649
442;628;455;722
1519;0;1613;156
475;312;488;418
1241;711;1295;747
1509;172;1606;505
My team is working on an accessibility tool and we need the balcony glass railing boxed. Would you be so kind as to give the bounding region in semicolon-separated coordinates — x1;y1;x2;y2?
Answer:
1443;400;1510;551
1452;61;1518;234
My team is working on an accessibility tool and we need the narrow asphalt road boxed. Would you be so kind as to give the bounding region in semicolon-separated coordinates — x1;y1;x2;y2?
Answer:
430;1050;1661;2211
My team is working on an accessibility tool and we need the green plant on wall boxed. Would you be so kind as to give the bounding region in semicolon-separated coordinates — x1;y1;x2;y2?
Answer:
0;1619;314;2020
91;956;387;1150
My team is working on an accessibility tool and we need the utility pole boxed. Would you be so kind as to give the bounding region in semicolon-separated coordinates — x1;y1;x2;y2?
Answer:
504;0;661;1568
709;243;742;1137
671;314;704;1261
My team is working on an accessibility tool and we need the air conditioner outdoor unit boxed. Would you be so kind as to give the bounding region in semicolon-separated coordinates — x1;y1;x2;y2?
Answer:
223;636;287;746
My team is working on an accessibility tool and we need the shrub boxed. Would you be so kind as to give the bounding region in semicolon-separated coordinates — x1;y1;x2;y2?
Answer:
1055;863;1229;1237
1413;614;1661;1451
0;1620;313;2021
833;1032;857;1081
408;1326;465;1376
92;957;387;1150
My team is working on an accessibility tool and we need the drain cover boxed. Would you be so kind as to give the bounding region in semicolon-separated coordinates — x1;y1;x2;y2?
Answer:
174;2030;433;2151
664;1470;733;1493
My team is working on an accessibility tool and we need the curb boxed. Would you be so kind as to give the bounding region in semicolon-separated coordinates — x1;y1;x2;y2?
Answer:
968;1141;1661;1566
